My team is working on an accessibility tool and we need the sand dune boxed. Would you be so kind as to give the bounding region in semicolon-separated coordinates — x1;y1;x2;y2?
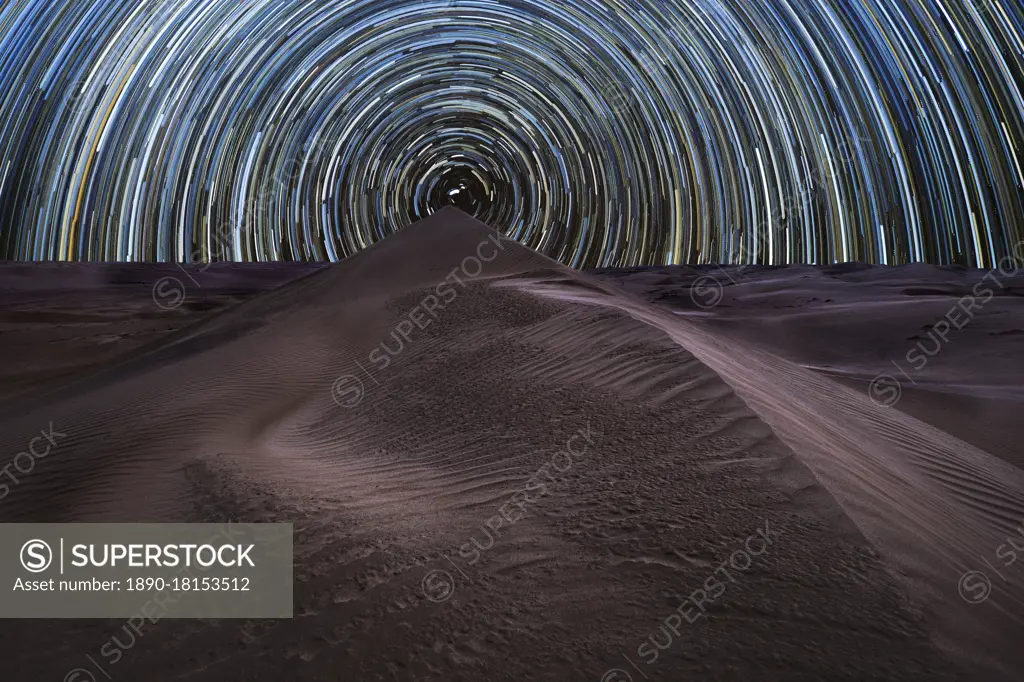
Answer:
527;276;1024;680
592;263;1024;467
0;208;1019;680
0;261;322;405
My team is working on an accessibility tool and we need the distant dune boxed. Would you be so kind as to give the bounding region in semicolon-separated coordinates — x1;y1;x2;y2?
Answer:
0;207;1021;680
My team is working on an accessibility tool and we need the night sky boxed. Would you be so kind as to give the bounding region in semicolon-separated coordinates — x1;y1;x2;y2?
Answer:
1;0;1023;268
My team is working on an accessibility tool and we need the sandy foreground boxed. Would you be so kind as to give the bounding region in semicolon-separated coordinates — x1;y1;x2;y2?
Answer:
0;207;1021;681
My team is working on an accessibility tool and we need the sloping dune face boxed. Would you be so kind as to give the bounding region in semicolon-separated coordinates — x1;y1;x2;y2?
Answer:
0;207;995;680
520;267;1024;681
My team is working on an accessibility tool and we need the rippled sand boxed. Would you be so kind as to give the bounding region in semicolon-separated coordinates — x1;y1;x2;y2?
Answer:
0;208;1020;680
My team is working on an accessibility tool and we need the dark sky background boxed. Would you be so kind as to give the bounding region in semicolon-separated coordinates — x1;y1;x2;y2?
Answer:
1;0;1023;268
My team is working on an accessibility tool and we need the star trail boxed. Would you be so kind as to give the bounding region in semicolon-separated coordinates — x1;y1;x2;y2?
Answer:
1;0;1023;267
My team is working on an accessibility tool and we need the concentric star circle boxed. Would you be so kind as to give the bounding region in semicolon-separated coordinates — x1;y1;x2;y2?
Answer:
1;0;1023;267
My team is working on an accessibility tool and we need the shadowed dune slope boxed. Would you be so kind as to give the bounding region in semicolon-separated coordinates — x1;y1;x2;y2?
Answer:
0;208;1014;680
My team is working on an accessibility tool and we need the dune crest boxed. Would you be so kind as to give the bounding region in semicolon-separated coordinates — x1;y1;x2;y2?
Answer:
524;275;1024;678
0;208;1014;680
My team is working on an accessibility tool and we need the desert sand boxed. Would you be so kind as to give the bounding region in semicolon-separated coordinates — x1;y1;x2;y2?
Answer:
0;207;1021;681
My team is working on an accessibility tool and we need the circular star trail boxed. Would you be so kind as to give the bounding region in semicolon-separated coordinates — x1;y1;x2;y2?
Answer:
1;0;1023;267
